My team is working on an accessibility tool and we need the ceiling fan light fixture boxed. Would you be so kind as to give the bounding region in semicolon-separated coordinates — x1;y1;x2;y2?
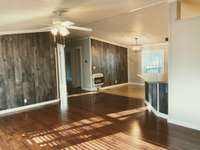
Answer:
59;27;70;36
51;28;58;36
61;21;75;27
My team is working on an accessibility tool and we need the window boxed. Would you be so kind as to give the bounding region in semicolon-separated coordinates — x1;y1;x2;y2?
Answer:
142;50;164;74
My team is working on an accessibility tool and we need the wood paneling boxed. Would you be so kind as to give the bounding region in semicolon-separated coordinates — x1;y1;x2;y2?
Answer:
91;39;128;87
0;32;57;110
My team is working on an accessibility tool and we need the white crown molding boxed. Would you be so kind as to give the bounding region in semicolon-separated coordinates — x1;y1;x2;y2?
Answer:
129;0;167;13
0;29;50;36
168;0;178;3
142;42;168;47
90;36;129;48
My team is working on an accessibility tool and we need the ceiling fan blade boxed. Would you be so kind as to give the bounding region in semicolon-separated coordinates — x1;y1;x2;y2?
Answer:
67;26;92;32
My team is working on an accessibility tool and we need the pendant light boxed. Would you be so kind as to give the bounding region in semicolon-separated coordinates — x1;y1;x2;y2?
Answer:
132;37;142;52
59;27;70;36
51;27;70;36
51;28;58;36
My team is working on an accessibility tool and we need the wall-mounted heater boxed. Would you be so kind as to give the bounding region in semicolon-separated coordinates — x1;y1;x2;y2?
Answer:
92;73;104;90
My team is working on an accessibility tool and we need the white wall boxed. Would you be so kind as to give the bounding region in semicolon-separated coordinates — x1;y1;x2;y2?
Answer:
128;49;143;83
69;37;92;90
169;2;200;130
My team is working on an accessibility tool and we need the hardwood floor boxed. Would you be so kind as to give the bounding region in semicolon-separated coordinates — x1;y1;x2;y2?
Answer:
68;87;89;95
101;84;144;99
0;93;199;150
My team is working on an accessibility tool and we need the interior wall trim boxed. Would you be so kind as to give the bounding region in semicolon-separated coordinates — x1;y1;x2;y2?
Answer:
145;101;168;120
128;82;145;86
0;29;49;36
168;119;200;131
0;99;60;117
82;87;97;92
168;0;178;3
90;36;128;48
100;83;129;90
89;37;93;89
83;83;129;91
68;91;98;98
142;42;168;48
129;0;167;13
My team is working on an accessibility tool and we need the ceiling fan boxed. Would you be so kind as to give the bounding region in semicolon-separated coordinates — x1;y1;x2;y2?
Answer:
40;10;93;36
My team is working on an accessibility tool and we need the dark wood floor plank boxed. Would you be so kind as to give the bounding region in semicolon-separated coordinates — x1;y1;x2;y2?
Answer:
0;93;199;150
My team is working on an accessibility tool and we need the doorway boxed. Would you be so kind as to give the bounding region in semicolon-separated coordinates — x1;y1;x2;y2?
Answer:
65;47;86;95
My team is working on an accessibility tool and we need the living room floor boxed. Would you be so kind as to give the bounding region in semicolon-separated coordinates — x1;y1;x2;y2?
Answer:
0;90;199;150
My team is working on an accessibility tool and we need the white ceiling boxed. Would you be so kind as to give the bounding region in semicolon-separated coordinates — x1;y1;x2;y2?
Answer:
0;0;169;45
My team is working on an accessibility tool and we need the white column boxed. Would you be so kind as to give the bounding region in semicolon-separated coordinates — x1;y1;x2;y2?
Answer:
57;44;68;112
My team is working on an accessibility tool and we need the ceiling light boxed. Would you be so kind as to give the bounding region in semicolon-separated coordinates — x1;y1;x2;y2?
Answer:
51;28;58;36
59;27;70;36
132;38;142;52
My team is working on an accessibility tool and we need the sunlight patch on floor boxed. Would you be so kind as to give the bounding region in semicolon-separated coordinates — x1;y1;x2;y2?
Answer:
62;132;167;150
24;107;149;149
106;106;147;118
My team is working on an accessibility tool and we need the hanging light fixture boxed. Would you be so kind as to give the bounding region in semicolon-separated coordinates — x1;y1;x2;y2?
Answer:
51;28;58;36
132;37;142;52
59;27;70;36
51;26;70;36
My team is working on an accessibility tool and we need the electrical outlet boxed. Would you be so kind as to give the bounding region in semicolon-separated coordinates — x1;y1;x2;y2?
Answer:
115;80;118;84
92;66;96;70
24;98;28;104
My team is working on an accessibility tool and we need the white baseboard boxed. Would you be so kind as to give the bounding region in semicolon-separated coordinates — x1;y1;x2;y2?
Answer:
84;82;142;91
68;91;98;98
100;83;129;90
145;101;168;120
168;119;200;131
82;87;97;92
0;99;60;117
128;82;145;86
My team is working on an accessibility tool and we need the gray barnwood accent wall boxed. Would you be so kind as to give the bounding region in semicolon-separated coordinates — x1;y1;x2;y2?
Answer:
0;32;57;110
91;39;128;87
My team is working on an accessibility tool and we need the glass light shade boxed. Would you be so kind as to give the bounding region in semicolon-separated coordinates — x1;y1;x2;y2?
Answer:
51;28;58;36
59;27;70;36
132;45;142;51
